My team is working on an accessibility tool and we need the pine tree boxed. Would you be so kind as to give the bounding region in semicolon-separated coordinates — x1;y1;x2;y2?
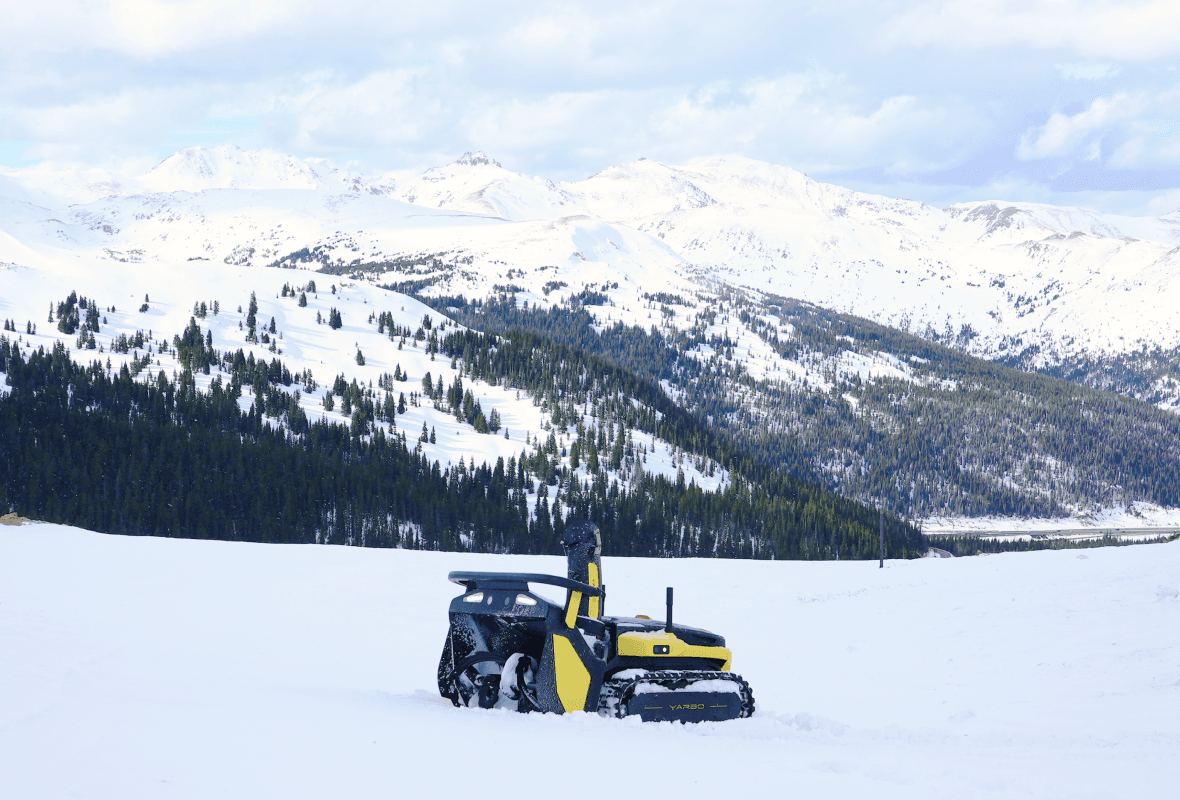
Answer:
350;408;367;437
246;292;258;342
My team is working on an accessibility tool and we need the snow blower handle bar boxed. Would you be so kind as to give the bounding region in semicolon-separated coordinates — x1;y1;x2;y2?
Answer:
666;586;673;632
447;571;602;597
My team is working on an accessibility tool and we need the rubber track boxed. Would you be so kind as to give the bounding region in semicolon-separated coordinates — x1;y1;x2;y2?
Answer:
596;670;755;720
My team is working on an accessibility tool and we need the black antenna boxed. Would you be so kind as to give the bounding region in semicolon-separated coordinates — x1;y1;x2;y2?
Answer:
665;586;674;632
879;509;884;569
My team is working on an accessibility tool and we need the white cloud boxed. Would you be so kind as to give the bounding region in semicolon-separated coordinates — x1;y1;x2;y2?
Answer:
7;83;226;163
1017;93;1148;161
1056;62;1122;81
645;74;984;177
1106;123;1180;170
881;0;1180;61
0;0;1179;214
1015;82;1180;171
105;0;305;58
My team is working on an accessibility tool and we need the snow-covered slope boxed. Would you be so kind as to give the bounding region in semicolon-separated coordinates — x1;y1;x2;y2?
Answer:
945;200;1180;246
365;150;1180;364
7;144;1180;368
0;146;730;496
139;145;328;192
0;158;698;347
3;522;1177;798
568;157;722;218
6;144;1180;409
138;145;400;196
558;156;1180;361
0;165;127;206
393;151;579;221
0;207;720;497
0;146;399;206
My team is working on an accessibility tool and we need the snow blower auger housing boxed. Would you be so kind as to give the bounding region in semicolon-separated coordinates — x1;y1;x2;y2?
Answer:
437;520;755;723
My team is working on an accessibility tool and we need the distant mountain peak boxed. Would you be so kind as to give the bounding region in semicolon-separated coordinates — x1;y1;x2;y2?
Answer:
137;145;327;193
453;152;501;169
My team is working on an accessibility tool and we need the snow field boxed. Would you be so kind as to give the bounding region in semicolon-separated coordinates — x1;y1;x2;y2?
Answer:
925;501;1180;536
2;524;1177;799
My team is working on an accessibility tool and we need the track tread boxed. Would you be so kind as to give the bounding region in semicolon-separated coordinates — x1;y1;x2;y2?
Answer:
597;669;755;721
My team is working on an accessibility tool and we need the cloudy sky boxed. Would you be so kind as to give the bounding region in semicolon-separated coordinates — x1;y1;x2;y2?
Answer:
3;0;1180;214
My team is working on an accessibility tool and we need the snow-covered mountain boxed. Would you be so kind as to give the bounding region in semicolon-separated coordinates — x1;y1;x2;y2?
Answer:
139;145;329;193
6;143;1180;401
138;145;401;196
0;145;399;205
561;156;1180;365
8;144;1180;524
0;165;128;206
320;149;1180;369
391;151;579;221
0;150;718;507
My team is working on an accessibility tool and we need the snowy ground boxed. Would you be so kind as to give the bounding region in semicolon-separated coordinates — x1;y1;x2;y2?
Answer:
2;524;1177;799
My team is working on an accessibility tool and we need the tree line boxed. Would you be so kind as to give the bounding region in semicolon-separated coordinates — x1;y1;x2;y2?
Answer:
0;330;925;560
430;290;1180;521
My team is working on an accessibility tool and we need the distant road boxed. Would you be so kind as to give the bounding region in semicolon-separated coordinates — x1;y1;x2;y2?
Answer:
925;527;1180;543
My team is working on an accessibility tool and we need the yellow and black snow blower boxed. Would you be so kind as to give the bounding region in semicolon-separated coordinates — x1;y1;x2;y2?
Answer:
437;520;755;722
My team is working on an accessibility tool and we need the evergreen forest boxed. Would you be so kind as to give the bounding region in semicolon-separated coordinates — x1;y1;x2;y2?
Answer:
0;329;925;560
429;288;1180;520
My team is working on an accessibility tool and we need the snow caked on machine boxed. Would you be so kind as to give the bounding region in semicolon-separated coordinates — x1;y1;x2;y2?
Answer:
437;520;755;722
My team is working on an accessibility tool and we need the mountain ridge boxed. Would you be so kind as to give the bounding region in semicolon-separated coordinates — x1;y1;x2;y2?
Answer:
5;144;1180;408
6;144;1180;534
